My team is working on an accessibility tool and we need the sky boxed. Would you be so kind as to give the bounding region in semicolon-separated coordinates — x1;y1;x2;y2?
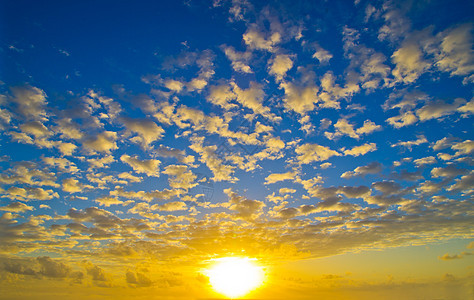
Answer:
0;0;473;299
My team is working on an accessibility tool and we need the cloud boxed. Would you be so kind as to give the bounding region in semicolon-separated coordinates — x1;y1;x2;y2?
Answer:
207;83;237;110
10;85;48;121
435;23;474;77
414;156;436;166
0;202;34;213
416;98;467;121
121;117;165;149
62;178;84;193
344;143;377;157
325;119;381;141
188;137;235;182
391;41;429;84
120;155;161;177
95;196;126;207
20;121;51;138
243;26;280;52
431;165;468;178
451;140;474;157
224;188;265;219
312;45;333;64
295;143;340;164
386;111;418;128
341;162;382;178
280;81;319;114
162;164;198;191
265;171;297;184
83;131;118;153
392;135;428;150
154;201;187;212
268;54;294;81
438;252;473;260
126;270;152;287
222;45;253;73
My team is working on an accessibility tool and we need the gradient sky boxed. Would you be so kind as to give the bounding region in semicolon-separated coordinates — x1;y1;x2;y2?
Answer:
0;0;473;299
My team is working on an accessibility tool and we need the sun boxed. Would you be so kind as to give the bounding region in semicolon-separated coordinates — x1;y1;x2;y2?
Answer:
205;256;264;299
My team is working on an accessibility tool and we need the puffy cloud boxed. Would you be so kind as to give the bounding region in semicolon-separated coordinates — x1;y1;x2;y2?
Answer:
344;143;377;157
95;196;125;207
319;71;358;109
87;155;115;169
224;188;265;219
243;26;280;52
414;156;437;166
43;156;79;173
438;252;472;260
295;143;340;164
126;270;152;287
10;85;48;121
83;131;118;153
207;83;237;110
37;256;71;278
0;202;34;213
447;173;474;193
120;155;161;177
121;117;165;148
312;45;333;64
189;137;235;182
391;135;428;150
280;81;319;114
154;201;187;212
4;186;58;201
164;79;184;93
356;120;382;135
416;98;467;121
56;118;84;140
231;81;272;118
265;171;297;184
378;3;410;42
431;165;468;178
20;121;51;138
62;178;84;193
162;164;198;190
386;111;418;128
86;90;122;120
435;23;474;77
325;119;358;140
341;162;382;179
391;41;429;84
326;119;380;140
451;140;474;157
222;45;253;73
268;54;294;81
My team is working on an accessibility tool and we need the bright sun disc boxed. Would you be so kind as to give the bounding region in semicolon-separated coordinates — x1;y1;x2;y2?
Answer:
205;257;264;298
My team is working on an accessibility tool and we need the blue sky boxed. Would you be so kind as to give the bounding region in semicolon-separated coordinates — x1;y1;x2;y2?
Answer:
0;0;473;299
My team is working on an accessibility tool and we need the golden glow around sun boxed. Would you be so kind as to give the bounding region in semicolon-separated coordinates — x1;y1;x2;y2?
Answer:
205;257;264;298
